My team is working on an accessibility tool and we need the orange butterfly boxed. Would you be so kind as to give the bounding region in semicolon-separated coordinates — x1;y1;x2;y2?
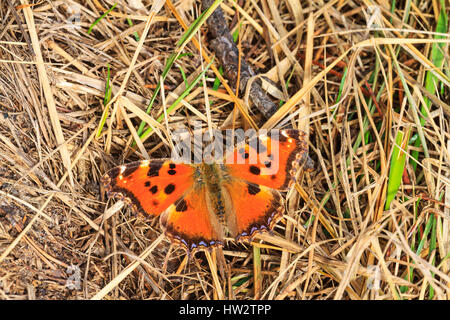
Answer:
102;129;312;254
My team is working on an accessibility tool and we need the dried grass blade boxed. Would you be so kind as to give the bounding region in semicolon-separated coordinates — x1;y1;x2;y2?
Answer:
91;234;165;300
136;0;224;138
20;0;73;184
262;48;351;130
253;246;262;299
139;59;214;142
411;6;448;170
204;250;224;299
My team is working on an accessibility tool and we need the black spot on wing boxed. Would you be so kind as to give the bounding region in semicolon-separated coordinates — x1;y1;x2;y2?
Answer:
147;162;163;177
164;184;175;195
150;185;158;194
175;198;188;212
247;183;261;195
122;165;139;177
144;181;151;187
167;169;177;175
249;165;261;175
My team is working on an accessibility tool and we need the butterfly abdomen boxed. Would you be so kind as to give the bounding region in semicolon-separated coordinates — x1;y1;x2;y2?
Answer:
200;163;228;225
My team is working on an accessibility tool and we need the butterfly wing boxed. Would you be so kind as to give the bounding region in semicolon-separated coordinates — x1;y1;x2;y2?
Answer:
224;129;310;191
221;179;283;241
101;160;196;218
160;187;224;253
220;129;311;241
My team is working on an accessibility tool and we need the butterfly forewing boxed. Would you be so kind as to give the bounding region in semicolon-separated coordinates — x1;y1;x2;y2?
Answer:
102;160;195;218
224;130;309;191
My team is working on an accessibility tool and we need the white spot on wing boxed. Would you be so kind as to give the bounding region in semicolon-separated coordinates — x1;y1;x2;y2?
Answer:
140;160;150;167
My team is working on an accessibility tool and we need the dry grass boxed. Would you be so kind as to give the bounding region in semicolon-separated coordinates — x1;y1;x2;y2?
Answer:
0;0;449;300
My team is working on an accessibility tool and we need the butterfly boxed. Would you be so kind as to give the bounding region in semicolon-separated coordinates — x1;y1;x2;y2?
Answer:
101;129;312;254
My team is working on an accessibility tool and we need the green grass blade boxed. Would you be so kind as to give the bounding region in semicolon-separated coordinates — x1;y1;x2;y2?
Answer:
103;63;112;105
175;0;223;48
135;52;178;136
96;63;112;138
136;0;224;138
212;66;224;91
139;59;214;142
410;4;447;170
335;67;348;104
385;129;410;210
178;65;188;86
400;210;435;294
126;17;140;41
88;3;117;35
428;213;437;299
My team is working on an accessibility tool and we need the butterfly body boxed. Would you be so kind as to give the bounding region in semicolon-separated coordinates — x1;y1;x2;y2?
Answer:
196;163;228;223
102;129;312;254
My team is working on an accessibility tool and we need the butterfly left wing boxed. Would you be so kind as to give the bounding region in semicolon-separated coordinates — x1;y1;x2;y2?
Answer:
220;129;312;241
101;160;195;218
160;187;224;253
224;129;311;191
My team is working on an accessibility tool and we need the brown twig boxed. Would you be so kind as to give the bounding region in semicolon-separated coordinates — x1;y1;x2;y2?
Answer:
202;0;278;119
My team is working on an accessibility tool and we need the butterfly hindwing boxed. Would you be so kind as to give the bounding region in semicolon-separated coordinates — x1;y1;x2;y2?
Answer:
160;188;224;252
222;179;283;241
224;129;309;191
101;160;195;218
